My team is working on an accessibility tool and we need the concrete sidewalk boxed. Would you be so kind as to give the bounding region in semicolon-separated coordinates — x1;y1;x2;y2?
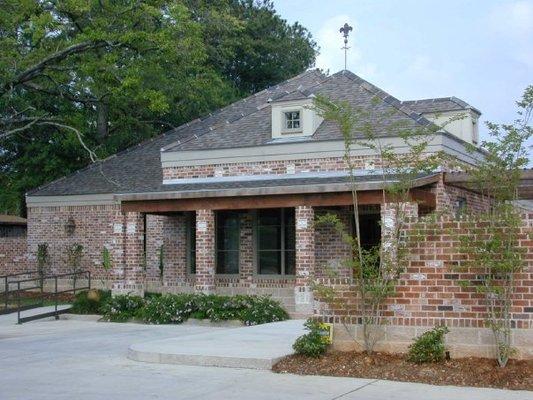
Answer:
0;304;71;325
129;319;306;369
0;318;530;399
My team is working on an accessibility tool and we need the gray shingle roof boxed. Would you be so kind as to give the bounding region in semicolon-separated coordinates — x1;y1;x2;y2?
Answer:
28;70;325;196
28;69;473;198
402;97;481;115
163;70;434;152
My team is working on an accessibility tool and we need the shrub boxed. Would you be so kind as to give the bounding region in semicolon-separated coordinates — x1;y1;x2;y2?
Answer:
138;294;196;324
239;296;289;326
407;326;450;364
71;289;111;314
293;319;329;357
194;294;243;322
100;294;145;322
96;293;289;325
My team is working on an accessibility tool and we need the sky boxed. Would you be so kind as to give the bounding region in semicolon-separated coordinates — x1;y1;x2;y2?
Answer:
274;0;532;145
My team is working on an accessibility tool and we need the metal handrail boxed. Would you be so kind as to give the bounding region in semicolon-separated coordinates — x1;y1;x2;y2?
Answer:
2;270;91;323
0;270;40;280
1;271;41;311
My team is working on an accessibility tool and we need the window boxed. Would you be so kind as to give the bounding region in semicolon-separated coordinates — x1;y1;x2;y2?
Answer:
256;208;295;275
284;111;301;131
187;213;196;274
216;211;240;274
455;197;467;218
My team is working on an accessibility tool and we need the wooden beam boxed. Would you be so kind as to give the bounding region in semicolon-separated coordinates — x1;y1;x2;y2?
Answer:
121;190;436;213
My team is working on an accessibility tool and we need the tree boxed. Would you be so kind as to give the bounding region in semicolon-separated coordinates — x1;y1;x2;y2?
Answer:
185;0;317;93
456;86;532;367
0;1;317;215
311;95;445;353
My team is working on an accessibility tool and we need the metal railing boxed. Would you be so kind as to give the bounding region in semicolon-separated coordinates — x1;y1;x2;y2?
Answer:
2;270;91;323
1;271;40;313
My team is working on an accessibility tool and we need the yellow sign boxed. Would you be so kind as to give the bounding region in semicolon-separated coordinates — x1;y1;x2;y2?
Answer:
318;322;333;344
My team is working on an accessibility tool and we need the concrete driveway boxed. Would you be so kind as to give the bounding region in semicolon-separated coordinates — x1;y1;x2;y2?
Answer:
0;315;530;400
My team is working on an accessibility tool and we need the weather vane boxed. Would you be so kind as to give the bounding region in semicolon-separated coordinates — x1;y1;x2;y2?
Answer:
339;23;353;70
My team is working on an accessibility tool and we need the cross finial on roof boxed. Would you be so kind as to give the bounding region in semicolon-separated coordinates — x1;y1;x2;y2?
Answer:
339;23;353;70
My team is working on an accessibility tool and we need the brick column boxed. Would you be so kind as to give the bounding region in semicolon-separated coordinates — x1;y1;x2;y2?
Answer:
195;209;215;293
112;211;145;296
294;205;315;316
381;202;418;267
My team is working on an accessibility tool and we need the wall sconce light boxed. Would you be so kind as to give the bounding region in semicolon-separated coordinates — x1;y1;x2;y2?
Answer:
65;217;76;236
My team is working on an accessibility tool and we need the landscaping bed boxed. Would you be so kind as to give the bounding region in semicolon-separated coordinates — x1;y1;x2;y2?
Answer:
273;351;533;391
69;290;289;326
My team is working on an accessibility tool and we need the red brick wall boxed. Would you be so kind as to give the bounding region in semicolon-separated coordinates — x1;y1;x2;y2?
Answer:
315;211;533;330
26;205;126;284
163;155;382;180
0;236;28;274
433;178;490;215
315;207;353;279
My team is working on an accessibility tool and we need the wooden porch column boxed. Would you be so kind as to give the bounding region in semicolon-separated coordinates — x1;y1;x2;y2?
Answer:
195;209;215;293
294;205;315;316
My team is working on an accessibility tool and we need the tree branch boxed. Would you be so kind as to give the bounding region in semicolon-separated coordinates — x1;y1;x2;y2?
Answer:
1;40;112;95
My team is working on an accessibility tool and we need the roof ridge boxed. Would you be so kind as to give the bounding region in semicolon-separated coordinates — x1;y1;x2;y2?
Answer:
334;70;434;127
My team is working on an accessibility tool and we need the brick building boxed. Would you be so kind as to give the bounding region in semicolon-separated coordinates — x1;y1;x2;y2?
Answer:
0;215;28;273
22;70;532;357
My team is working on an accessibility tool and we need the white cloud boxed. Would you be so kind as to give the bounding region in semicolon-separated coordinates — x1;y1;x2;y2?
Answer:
314;14;376;79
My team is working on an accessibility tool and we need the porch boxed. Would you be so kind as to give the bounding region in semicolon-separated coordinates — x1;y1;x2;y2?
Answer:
115;174;438;316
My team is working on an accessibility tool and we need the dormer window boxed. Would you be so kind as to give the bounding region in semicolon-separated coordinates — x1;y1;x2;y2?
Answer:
284;111;301;131
270;98;323;139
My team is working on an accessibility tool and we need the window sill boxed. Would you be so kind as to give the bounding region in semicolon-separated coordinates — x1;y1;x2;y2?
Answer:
253;275;296;280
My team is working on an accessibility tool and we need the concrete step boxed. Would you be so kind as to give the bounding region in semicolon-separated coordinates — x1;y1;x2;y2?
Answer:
128;319;305;370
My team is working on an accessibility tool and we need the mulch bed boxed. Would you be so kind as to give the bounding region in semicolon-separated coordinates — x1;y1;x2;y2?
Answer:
273;351;533;391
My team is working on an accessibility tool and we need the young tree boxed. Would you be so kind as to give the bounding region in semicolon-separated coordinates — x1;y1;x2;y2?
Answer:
456;86;532;367
312;95;445;352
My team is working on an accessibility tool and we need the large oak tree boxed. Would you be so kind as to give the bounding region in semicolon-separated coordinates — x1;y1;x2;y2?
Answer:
0;0;317;214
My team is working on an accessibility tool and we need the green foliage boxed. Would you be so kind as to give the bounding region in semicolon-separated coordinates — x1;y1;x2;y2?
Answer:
0;0;317;215
71;289;111;315
100;294;145;322
138;294;196;324
36;243;49;279
453;87;531;368
101;247;112;272
407;326;449;364
133;293;288;325
239;295;289;326
293;319;329;357
194;294;244;321
66;243;84;281
312;94;445;353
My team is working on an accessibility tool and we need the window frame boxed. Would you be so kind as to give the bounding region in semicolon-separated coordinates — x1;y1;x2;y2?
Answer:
253;208;296;277
215;210;240;275
282;109;302;133
186;212;196;275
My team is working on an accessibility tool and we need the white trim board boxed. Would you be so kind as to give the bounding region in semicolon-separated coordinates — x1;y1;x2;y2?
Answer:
161;134;484;168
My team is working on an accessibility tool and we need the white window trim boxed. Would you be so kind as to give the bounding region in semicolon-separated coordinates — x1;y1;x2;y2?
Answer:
281;109;303;134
